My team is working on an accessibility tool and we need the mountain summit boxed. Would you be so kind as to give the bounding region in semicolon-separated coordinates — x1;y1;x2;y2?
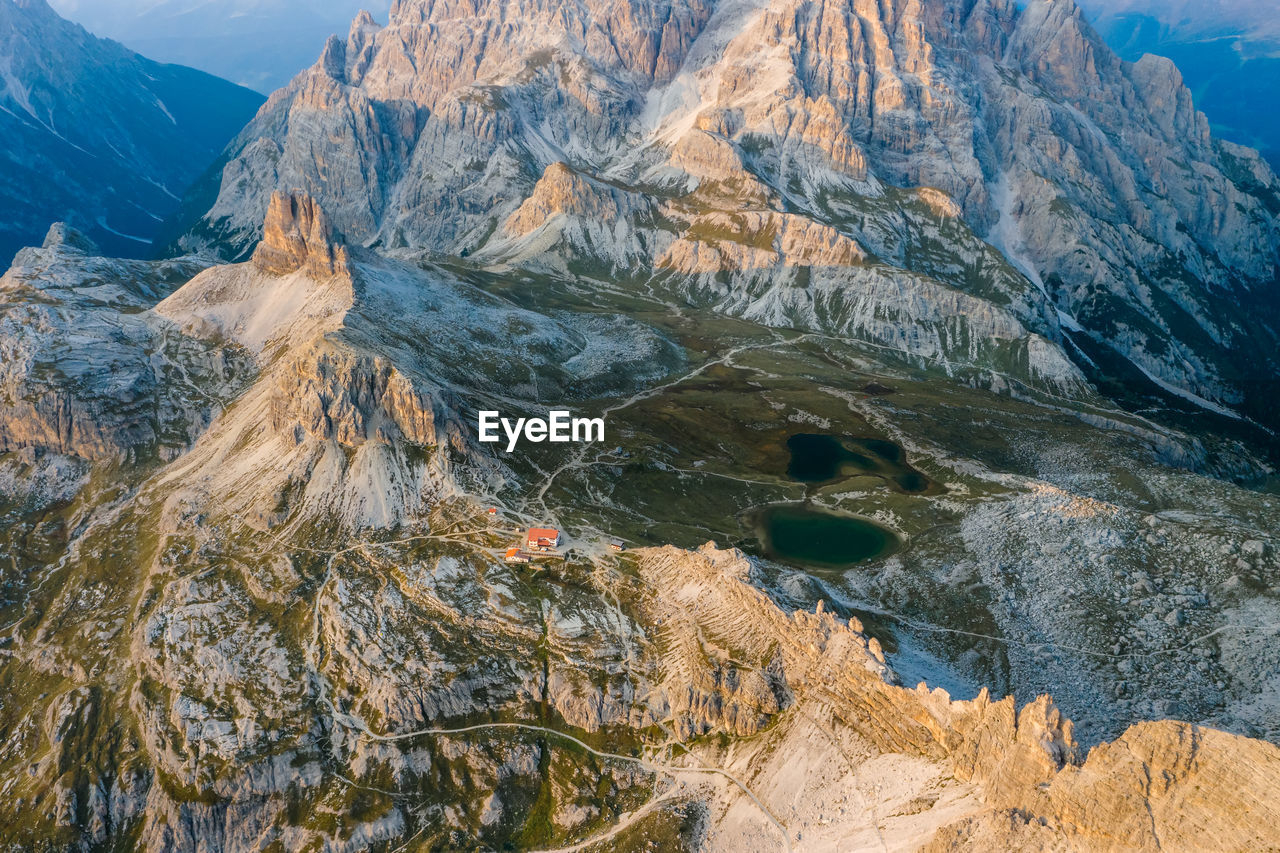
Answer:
176;0;1280;436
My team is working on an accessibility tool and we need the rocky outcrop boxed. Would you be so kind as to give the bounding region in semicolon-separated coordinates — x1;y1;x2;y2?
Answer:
0;233;242;461
269;347;437;448
151;342;449;531
40;223;100;255
159;195;356;356
638;544;1280;851
503;163;622;237
491;162;660;270
925;719;1280;851
252;191;349;277
640;544;890;739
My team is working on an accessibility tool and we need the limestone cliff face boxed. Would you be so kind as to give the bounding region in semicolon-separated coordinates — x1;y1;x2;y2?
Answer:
269;347;438;448
375;0;714;106
178;0;1280;423
484;160;660;272
159;193;356;358
252;191;349;278
925;718;1280;851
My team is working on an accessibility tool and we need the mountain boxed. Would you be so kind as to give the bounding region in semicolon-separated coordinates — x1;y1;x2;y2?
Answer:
5;206;1280;848
1079;0;1280;171
0;0;265;264
1080;0;1280;44
48;0;391;93
173;0;1280;442
3;0;1280;850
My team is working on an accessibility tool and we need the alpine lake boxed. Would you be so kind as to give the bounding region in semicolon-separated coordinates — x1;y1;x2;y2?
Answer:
478;303;946;577
753;502;896;568
752;432;937;570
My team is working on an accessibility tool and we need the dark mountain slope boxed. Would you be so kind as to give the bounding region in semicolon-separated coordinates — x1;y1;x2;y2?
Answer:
0;0;264;263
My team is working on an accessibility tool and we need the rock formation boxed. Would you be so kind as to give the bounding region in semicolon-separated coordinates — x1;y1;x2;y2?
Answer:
174;0;1279;425
0;226;244;460
252;191;350;277
639;544;1280;851
2;1;1279;851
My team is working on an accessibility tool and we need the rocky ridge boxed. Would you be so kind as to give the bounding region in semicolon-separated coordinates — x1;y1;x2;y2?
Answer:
177;0;1280;429
638;543;1280;851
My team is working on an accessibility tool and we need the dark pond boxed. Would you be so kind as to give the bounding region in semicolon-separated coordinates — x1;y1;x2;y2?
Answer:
755;503;897;568
785;433;932;493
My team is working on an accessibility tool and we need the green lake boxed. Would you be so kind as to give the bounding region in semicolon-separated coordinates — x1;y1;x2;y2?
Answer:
755;503;897;568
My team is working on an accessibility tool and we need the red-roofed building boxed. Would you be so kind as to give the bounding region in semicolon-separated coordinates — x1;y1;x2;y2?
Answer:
526;528;561;551
504;547;529;564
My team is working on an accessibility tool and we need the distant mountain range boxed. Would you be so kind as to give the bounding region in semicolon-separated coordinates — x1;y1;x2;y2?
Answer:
48;0;390;93
1080;0;1280;43
1080;0;1280;168
0;0;264;262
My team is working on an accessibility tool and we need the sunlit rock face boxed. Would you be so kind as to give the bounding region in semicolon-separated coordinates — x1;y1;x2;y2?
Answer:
251;191;350;277
177;0;1279;424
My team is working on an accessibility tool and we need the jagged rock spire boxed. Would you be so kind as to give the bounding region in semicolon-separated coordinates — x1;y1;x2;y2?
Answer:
252;191;349;277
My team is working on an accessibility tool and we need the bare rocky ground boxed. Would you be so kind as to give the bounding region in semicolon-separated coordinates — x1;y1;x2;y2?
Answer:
3;0;1280;848
0;203;1277;850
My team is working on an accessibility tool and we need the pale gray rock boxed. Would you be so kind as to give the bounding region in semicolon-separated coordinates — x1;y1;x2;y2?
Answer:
0;234;251;461
177;0;1279;422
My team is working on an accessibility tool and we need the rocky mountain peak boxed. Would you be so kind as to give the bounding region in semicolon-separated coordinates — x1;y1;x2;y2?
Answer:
342;9;384;82
319;34;347;82
251;191;349;277
350;8;381;38
40;223;99;255
503;162;621;236
173;0;1280;422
